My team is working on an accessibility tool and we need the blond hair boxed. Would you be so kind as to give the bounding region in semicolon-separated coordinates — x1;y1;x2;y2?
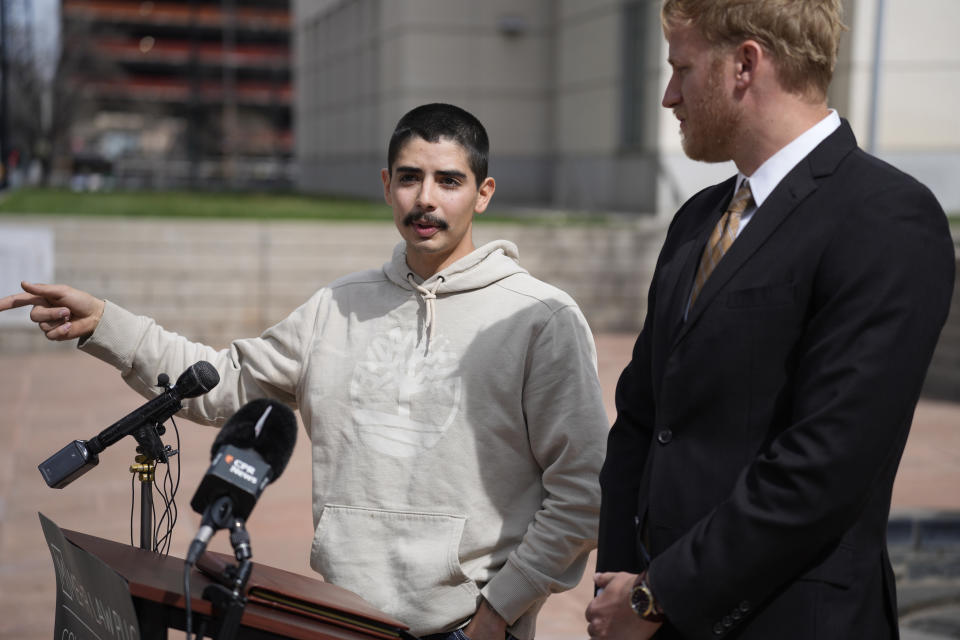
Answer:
662;0;846;99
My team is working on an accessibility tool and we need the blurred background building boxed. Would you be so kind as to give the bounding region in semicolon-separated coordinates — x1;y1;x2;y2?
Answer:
0;0;957;214
293;0;960;216
55;0;292;190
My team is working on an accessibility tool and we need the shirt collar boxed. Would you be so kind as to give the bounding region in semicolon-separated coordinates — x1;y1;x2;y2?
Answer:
737;109;841;206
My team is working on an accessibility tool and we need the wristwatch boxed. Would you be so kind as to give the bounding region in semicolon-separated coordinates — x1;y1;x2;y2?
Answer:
630;573;665;623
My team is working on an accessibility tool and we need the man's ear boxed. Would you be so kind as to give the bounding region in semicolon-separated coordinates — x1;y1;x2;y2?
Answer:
474;177;496;214
734;39;763;90
381;168;392;205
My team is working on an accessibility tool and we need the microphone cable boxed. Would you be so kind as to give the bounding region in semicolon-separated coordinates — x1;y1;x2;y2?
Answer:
153;416;182;556
125;414;183;556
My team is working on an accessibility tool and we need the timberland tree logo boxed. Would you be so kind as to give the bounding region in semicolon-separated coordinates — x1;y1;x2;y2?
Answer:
350;327;461;457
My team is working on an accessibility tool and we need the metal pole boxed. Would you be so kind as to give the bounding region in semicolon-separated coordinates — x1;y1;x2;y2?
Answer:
140;481;153;550
222;0;238;188
867;0;887;155
0;0;10;189
188;0;200;189
132;455;156;550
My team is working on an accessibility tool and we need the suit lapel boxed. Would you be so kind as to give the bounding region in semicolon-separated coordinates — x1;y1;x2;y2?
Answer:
655;178;735;349
672;120;858;346
663;206;725;340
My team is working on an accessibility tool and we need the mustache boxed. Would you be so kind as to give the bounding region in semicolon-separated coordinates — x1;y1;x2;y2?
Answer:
403;211;449;230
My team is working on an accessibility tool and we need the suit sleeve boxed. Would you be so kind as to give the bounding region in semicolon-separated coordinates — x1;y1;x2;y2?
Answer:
647;178;955;638
597;197;704;574
597;260;666;573
597;324;655;573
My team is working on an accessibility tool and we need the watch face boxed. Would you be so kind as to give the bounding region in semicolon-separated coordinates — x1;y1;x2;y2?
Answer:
630;580;664;622
631;583;653;616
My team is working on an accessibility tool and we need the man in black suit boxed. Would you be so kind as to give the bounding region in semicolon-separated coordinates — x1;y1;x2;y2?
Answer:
585;1;955;639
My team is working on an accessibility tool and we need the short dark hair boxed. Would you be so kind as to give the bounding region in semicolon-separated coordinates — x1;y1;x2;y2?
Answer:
387;103;489;185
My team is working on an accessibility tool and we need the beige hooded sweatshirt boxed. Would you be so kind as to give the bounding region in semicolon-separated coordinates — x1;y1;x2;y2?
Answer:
80;240;608;638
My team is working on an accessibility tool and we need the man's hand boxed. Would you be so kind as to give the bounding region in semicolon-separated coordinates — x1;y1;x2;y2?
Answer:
0;282;105;341
586;572;662;640
462;598;508;640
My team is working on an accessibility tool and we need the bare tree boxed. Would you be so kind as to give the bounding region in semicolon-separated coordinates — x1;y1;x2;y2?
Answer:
1;6;122;185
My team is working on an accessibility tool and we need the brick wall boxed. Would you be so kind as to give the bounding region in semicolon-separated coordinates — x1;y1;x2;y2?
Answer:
1;217;956;401
0;216;663;352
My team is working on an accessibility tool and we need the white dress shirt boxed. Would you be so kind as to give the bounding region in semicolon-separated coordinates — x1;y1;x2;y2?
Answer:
735;109;841;237
685;110;841;318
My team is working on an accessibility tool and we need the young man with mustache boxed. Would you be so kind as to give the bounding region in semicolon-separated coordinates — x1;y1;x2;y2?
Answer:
586;1;954;639
2;103;609;640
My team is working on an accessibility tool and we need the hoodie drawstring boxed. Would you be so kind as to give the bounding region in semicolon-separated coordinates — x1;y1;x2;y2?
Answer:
407;273;444;346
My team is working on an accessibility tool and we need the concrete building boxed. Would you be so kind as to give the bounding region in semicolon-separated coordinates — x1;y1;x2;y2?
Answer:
60;0;292;190
293;0;960;216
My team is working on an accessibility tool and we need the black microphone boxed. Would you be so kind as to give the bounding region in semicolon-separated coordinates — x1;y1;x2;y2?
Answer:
37;361;220;489
185;398;297;566
89;361;220;455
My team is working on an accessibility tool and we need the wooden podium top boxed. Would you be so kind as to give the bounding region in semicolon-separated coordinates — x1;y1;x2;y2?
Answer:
61;528;409;640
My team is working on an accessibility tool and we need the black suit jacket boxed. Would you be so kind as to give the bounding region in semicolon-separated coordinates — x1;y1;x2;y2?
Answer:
597;121;955;639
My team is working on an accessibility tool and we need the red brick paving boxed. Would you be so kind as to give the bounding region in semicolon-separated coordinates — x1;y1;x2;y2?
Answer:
1;338;957;639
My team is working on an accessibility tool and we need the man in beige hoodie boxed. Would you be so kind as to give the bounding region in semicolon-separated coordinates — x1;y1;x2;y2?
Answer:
2;103;609;640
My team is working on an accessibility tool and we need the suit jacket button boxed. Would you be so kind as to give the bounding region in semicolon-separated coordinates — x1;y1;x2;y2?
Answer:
722;616;733;628
739;601;751;613
657;429;673;444
713;622;725;635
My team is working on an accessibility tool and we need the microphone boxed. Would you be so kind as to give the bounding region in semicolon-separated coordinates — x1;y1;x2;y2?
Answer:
185;398;297;566
88;361;220;455
37;361;220;489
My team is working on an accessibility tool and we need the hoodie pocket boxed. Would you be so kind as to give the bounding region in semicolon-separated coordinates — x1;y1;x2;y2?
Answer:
310;504;480;633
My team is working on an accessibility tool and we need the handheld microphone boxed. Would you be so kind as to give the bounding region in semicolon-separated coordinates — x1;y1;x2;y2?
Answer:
38;361;220;489
185;398;297;565
88;361;220;455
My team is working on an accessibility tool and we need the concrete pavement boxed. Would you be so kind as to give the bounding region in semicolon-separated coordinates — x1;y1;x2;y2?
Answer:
1;336;958;639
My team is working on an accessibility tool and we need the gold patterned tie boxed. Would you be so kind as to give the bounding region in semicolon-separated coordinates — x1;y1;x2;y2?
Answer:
689;181;753;307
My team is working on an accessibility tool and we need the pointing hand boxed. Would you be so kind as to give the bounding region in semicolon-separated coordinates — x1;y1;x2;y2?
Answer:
0;282;105;340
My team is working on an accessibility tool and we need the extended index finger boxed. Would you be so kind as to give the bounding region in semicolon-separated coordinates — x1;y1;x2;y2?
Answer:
0;291;48;312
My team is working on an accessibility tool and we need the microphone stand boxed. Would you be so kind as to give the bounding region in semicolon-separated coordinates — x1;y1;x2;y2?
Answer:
128;375;178;551
202;518;253;640
129;454;157;550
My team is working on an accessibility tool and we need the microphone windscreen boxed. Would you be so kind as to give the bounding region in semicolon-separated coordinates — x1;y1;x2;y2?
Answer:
175;361;221;399
211;399;297;479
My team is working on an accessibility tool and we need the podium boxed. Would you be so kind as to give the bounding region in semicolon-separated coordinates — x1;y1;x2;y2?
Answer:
44;517;410;640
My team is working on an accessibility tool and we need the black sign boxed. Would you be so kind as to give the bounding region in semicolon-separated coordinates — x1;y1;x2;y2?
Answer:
39;513;140;640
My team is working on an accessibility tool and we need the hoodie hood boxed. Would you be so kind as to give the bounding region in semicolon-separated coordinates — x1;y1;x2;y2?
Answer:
383;239;527;293
383;240;529;347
